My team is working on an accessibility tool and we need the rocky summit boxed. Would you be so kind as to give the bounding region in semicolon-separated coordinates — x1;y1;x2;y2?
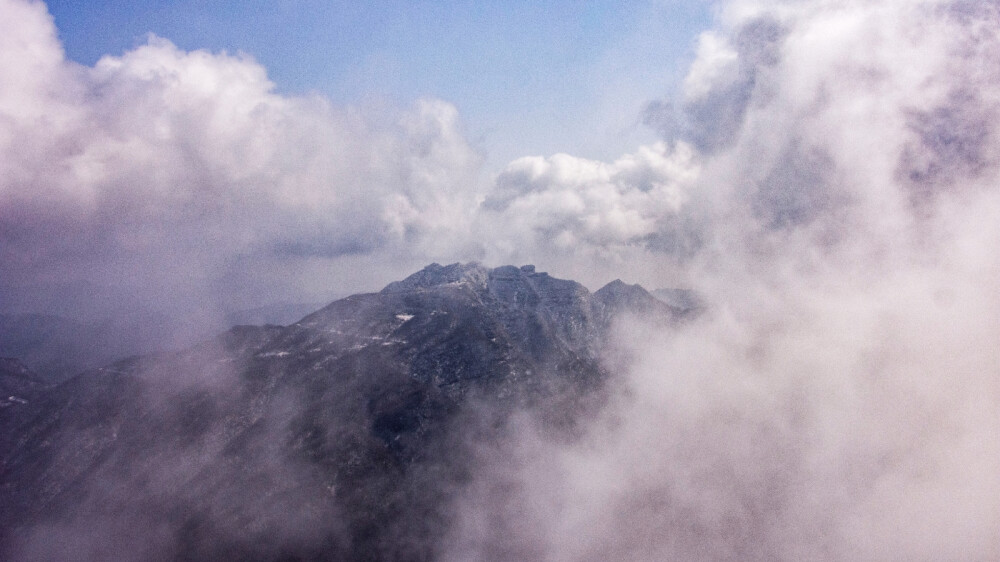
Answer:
0;263;683;562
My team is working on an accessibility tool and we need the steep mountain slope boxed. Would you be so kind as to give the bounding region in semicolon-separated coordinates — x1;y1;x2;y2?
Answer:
0;263;682;562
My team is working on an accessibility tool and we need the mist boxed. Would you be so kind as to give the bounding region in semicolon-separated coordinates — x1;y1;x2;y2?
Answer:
445;0;1000;560
1;0;998;560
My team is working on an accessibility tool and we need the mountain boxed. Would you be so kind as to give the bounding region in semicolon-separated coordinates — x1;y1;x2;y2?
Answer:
0;263;683;562
597;279;683;321
223;301;334;328
0;358;51;473
0;312;195;383
0;357;46;401
652;287;701;313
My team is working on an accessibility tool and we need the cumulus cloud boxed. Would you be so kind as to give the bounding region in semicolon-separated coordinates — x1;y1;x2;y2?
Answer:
445;0;1000;559
0;0;481;321
484;142;698;247
476;141;703;288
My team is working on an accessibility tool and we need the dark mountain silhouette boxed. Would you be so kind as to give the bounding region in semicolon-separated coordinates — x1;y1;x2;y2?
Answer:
0;263;685;561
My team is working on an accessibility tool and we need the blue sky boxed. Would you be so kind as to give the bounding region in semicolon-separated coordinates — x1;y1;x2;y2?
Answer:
44;0;714;168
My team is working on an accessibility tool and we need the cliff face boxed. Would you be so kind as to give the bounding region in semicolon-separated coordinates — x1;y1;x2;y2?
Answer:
0;263;681;562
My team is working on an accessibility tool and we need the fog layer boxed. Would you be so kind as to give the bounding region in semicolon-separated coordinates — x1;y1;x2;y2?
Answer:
446;1;1000;560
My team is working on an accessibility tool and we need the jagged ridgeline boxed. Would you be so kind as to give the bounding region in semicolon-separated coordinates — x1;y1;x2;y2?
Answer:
0;263;687;562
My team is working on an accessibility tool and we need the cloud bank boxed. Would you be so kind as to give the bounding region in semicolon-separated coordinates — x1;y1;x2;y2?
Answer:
0;0;481;321
445;0;1000;560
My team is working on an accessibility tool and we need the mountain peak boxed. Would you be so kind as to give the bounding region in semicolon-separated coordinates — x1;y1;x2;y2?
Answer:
594;278;652;302
380;263;554;295
0;262;685;560
593;278;687;320
380;262;489;293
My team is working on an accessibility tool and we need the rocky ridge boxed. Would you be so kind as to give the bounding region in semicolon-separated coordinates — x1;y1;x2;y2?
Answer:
0;263;683;562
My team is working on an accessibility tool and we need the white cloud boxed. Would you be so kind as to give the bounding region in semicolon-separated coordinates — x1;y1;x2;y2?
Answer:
683;32;741;102
446;0;1000;559
478;141;702;285
0;0;481;318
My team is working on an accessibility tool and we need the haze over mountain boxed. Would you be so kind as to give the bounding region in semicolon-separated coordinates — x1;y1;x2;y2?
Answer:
1;0;998;560
0;263;682;561
0;302;342;383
